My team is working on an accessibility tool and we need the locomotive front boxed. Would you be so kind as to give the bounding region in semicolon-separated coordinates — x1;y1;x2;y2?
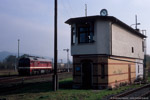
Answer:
18;57;31;75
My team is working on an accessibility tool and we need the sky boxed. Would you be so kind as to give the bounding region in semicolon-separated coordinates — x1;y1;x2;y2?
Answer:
0;0;150;62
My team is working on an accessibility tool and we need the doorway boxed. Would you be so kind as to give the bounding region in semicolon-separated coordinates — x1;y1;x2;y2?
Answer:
82;61;92;89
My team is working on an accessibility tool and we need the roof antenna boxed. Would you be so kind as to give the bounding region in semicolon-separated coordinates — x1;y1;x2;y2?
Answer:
85;4;87;16
135;15;140;30
135;15;137;29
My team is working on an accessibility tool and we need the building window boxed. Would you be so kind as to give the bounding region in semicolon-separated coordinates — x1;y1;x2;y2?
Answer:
71;27;76;44
78;23;94;43
101;64;105;79
132;47;134;53
142;41;144;52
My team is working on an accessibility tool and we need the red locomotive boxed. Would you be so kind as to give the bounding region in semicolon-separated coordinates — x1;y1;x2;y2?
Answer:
18;56;52;75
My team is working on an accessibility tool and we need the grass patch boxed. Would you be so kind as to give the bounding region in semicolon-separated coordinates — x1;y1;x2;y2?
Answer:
34;84;143;100
0;77;148;100
148;76;150;83
0;70;18;76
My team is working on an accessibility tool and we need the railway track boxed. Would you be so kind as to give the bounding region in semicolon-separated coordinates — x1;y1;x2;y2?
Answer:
0;72;72;84
110;83;150;100
0;75;18;81
0;74;50;83
0;72;72;95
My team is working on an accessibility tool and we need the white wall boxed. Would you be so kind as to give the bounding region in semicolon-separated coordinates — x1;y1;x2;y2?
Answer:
112;24;144;59
96;20;111;54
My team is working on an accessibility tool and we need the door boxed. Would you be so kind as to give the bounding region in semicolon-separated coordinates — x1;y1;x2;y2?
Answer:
82;62;92;89
128;64;131;84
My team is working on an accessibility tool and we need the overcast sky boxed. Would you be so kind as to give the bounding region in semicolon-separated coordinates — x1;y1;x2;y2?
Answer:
0;0;150;62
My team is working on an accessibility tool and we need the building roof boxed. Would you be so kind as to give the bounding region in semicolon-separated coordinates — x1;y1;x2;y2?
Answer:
65;15;146;38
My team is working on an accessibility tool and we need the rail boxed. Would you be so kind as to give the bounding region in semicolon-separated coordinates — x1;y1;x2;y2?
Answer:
110;83;150;100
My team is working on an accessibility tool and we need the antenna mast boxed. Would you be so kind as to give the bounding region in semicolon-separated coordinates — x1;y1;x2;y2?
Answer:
85;4;87;16
135;15;137;29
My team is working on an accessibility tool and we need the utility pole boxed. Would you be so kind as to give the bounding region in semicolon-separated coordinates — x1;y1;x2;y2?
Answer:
135;15;141;30
130;15;140;29
18;39;20;59
135;15;137;29
63;49;69;72
142;30;147;81
17;39;20;71
14;55;17;71
53;0;58;91
85;4;87;16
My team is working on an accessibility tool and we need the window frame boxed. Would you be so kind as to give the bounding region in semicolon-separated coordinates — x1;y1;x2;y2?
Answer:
132;47;134;53
77;23;94;44
71;27;76;45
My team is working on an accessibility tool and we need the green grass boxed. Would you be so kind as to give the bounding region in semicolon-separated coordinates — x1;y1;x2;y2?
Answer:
0;77;147;100
148;76;150;83
0;69;18;76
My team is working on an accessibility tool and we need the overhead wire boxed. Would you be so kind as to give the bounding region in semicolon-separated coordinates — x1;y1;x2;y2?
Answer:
59;0;86;18
59;0;71;19
67;0;76;17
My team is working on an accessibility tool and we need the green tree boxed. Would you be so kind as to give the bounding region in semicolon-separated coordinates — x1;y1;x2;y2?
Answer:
4;55;17;69
20;54;30;58
0;62;5;69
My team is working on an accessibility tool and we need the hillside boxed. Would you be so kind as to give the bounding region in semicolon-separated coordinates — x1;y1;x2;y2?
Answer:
0;51;52;62
0;51;15;62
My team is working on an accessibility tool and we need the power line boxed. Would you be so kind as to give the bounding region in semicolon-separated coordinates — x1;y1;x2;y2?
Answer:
60;0;71;18
67;0;76;17
85;4;87;16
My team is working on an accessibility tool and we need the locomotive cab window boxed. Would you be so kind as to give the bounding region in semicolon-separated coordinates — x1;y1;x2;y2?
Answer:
18;58;30;67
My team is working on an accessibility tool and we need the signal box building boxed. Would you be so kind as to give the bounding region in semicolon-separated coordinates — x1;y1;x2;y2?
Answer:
65;15;146;89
